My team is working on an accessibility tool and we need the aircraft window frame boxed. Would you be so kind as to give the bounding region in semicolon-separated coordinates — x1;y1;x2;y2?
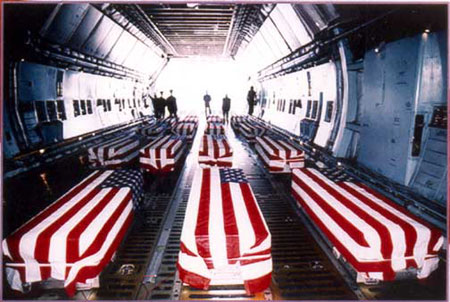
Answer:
35;101;48;122
73;100;81;117
412;114;425;157
107;99;112;111
311;100;318;119
80;100;87;115
324;101;333;122
56;100;66;120
86;100;93;114
47;100;57;121
306;100;312;118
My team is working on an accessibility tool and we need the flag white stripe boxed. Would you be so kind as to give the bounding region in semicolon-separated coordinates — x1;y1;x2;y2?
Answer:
308;169;406;270
48;188;111;277
79;188;131;256
64;201;133;288
292;179;381;259
180;167;202;255
209;168;228;268
345;182;432;268
18;171;113;262
229;182;255;257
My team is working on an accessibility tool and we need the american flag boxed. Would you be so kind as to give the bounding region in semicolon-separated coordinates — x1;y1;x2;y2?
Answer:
255;135;304;173
140;135;186;173
230;115;246;130
3;169;142;296
238;121;269;142
136;123;167;137
178;167;272;294
199;135;233;167
180;115;199;125
161;117;178;127
204;122;225;135
88;135;145;168
171;122;198;142
291;168;443;282
206;115;224;124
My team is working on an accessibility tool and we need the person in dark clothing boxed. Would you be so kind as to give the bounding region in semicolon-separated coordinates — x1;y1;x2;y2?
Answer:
203;91;212;116
247;86;256;115
222;94;231;123
150;93;159;118
157;91;166;119
166;89;178;119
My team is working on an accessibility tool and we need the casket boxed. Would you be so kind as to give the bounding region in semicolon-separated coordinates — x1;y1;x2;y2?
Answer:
88;135;148;168
230;115;246;130
255;135;304;173
139;135;186;173
3;169;143;296
177;168;272;294
136;123;167;137
204;122;226;135
238;121;269;142
206;115;225;124
198;135;233;167
180;115;199;125
172;122;198;142
161;117;178;127
291;168;443;282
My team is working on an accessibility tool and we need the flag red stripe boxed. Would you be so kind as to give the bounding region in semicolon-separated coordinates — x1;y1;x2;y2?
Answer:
195;169;212;259
291;185;396;279
302;169;391;259
349;182;442;255
213;138;220;159
221;183;240;261
34;187;103;263
80;190;132;258
66;188;120;263
337;182;417;259
239;183;269;248
65;210;134;297
6;171;103;263
292;173;370;248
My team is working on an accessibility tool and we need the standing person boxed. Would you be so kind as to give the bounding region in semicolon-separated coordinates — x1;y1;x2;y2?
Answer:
222;94;231;123
166;89;178;119
157;91;166;119
203;91;212;116
247;86;257;115
150;93;159;118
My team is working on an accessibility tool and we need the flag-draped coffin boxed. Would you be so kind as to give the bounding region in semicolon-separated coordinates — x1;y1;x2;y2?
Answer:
291;168;443;282
139;135;186;173
199;135;233;167
255;135;304;173
88;136;147;168
178;167;272;294
3;169;143;296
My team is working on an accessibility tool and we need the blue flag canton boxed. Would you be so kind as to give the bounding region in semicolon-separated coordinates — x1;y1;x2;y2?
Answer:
220;168;248;184
98;169;144;207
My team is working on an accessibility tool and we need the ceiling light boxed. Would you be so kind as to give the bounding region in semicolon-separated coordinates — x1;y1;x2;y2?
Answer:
424;28;430;33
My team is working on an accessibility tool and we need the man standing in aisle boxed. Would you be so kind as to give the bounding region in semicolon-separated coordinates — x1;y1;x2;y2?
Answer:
150;92;159;118
203;91;212;116
247;86;256;115
222;94;231;123
166;89;178;119
157;91;166;119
